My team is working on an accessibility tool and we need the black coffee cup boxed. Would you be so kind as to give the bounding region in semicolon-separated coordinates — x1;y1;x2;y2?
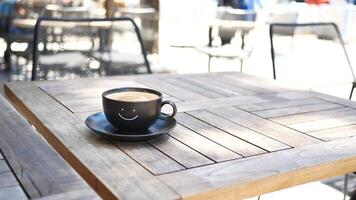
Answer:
102;87;177;132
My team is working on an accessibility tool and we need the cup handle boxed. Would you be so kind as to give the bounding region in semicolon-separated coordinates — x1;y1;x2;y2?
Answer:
160;100;177;119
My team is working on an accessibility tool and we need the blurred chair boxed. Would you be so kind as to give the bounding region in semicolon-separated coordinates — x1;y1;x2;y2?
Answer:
171;7;256;72
32;17;151;81
199;7;256;72
4;2;45;70
269;22;356;100
267;11;298;50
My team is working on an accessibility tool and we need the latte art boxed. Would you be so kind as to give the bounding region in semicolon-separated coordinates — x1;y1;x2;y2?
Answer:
106;91;159;102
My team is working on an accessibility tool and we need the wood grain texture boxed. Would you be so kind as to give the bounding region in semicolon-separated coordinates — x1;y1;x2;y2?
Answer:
177;113;266;157
208;106;321;147
115;142;185;175
163;77;226;98
217;73;288;94
0;172;18;188
0;159;10;174
0;157;27;199
270;107;356;125
137;79;209;101
307;124;356;141
149;136;214;168
289;113;356;132
169;125;240;162
238;98;325;112
36;189;99;200
0;95;97;199
188;110;289;152
193;75;256;95
0;186;27;200
158;135;356;200
4;83;179;200
252;102;343;118
181;76;241;97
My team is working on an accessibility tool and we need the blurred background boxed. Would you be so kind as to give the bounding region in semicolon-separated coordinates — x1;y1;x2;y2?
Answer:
2;0;356;97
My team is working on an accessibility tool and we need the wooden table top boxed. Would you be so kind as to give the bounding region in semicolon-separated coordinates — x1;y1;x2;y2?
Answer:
0;95;99;199
4;72;356;200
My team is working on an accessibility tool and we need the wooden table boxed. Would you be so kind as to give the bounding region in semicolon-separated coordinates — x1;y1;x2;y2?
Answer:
0;95;99;199
4;72;356;200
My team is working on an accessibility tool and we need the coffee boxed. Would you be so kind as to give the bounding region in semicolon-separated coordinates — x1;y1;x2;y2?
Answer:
106;91;159;102
102;87;177;131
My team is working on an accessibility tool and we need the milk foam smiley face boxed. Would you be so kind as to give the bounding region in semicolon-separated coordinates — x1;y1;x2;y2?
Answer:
103;87;177;131
118;108;138;121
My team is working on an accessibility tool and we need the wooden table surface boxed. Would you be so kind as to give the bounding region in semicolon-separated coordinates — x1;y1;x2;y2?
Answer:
4;72;356;200
0;95;99;199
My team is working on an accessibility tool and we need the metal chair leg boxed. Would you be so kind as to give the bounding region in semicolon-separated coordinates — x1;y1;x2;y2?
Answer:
269;25;276;80
208;55;212;73
344;174;348;200
350;85;355;100
350;82;356;100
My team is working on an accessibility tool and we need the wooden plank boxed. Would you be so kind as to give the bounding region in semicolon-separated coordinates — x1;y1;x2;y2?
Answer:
188;110;290;152
137;79;209;101
252;102;343;118
176;113;266;157
308;125;356;141
289;114;356;132
39;79;144;94
194;75;256;95
0;186;27;200
238;98;324;112
218;74;287;94
37;189;101;200
182;76;241;97
163;77;225;98
0;172;18;188
5;83;179;200
169;125;239;162
173;91;309;113
115;142;185;175
310;90;356;109
208;106;321;147
270;107;356;125
223;73;292;92
0;95;97;199
158;135;356;200
0;160;10;174
149;136;214;168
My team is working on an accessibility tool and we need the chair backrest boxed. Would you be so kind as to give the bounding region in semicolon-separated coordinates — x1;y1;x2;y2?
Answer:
32;17;151;81
215;7;256;45
268;11;298;36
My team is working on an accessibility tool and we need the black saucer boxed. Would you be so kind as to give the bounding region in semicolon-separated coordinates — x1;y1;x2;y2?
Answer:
85;112;176;142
